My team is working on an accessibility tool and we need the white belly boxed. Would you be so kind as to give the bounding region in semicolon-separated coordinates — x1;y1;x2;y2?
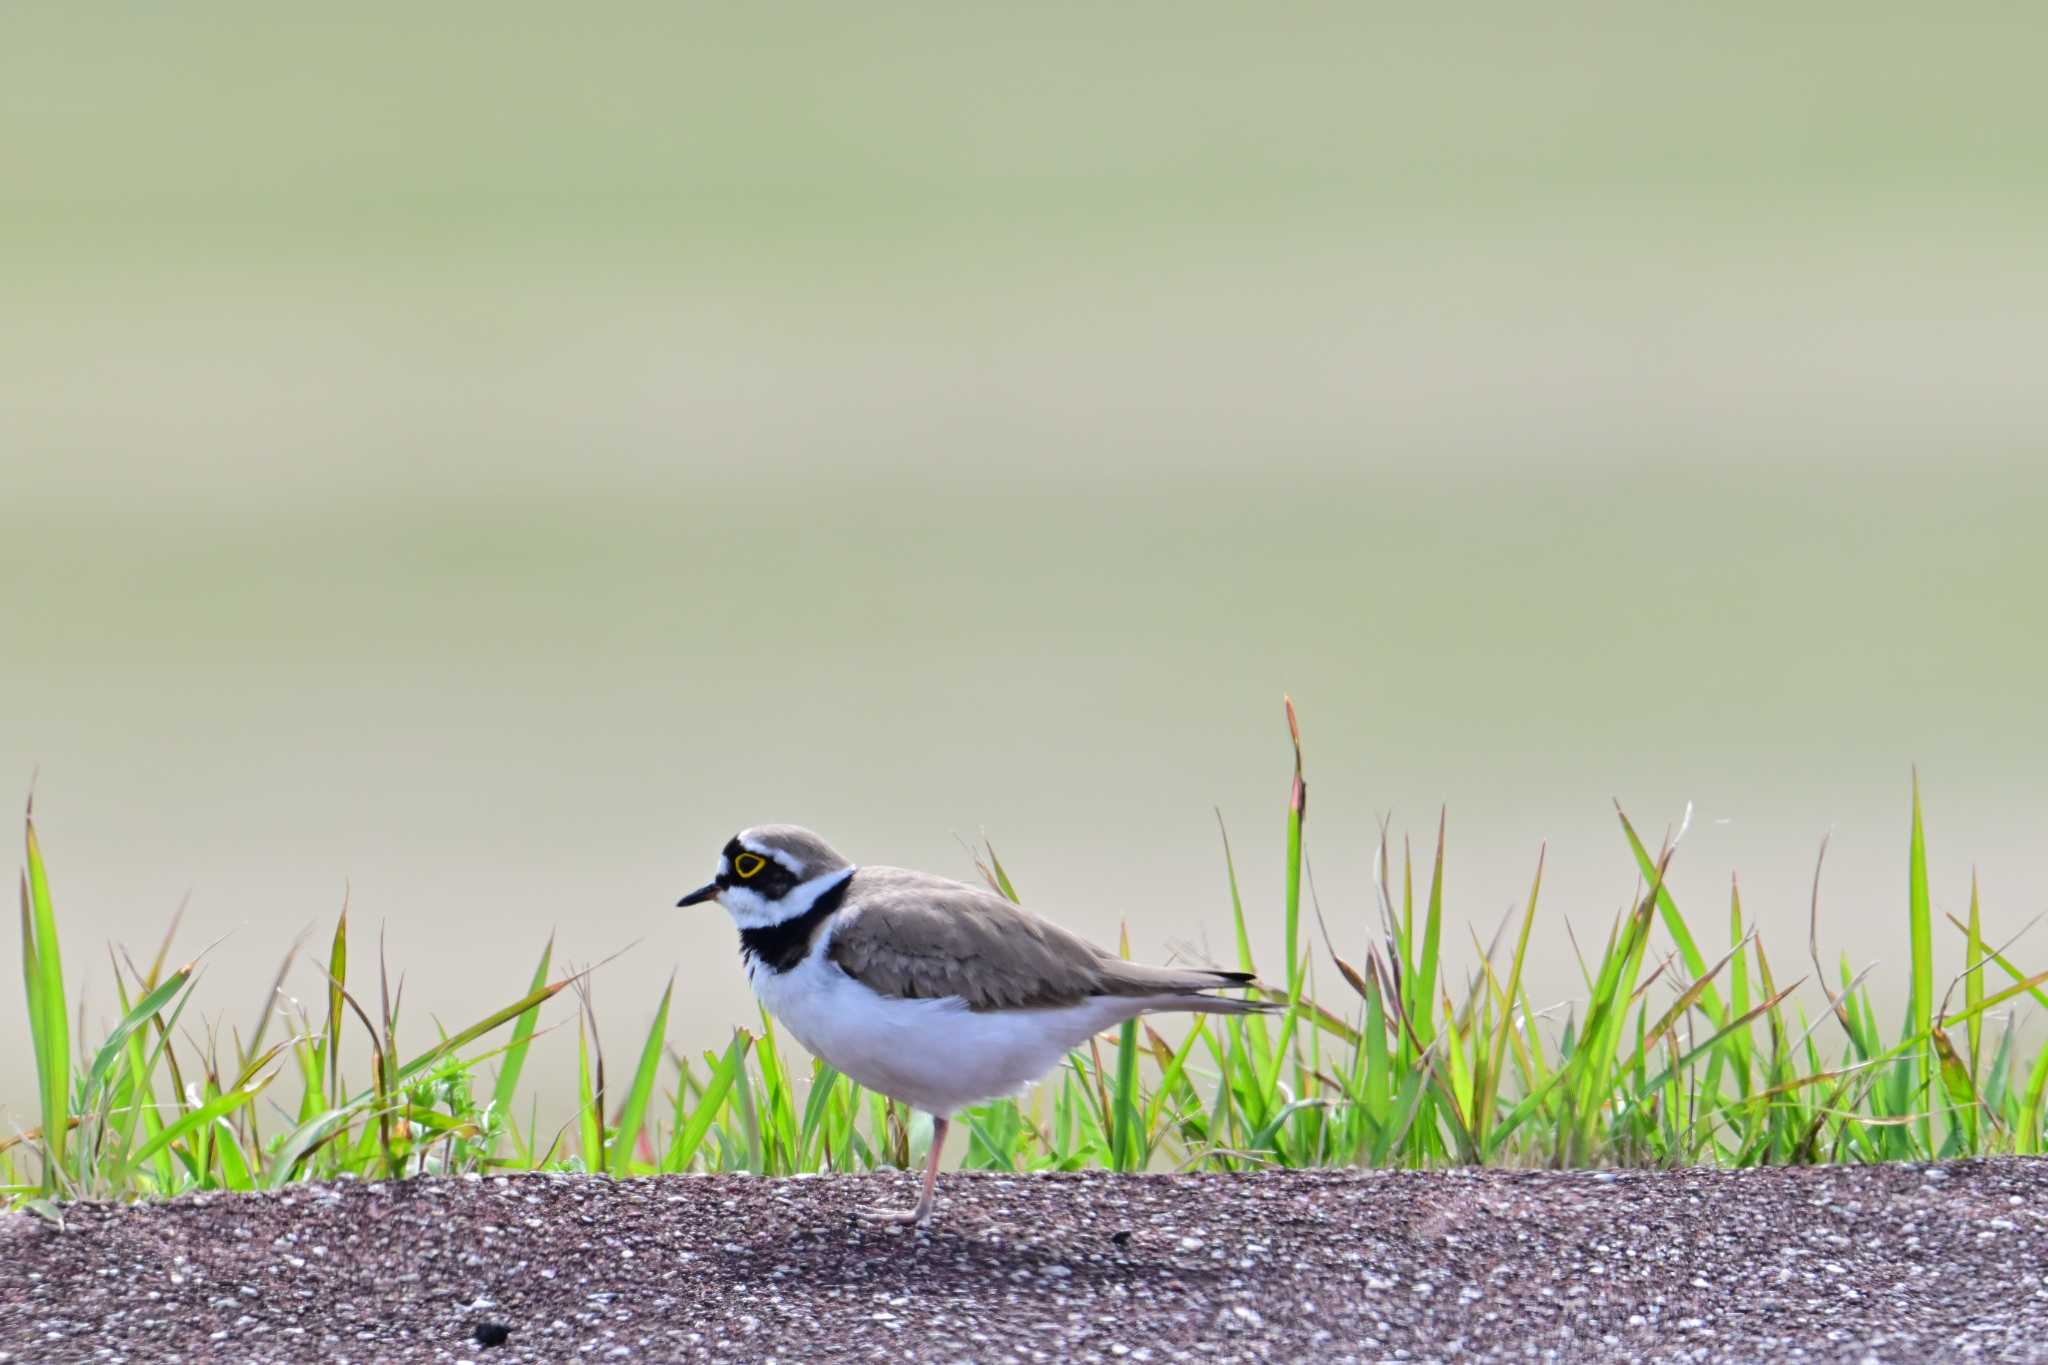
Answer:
749;946;1136;1117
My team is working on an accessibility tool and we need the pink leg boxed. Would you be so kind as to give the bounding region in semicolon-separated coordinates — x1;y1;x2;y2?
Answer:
857;1115;949;1225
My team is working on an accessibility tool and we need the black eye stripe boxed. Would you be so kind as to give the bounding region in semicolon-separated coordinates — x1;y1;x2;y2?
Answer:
719;836;800;899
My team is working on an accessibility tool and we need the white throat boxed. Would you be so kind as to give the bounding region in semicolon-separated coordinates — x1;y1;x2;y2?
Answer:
719;865;856;931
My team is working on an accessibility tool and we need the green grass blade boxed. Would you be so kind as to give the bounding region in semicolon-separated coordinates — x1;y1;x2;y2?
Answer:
2019;1040;2048;1155
1964;870;1983;1081
213;1118;257;1191
750;1010;802;1174
979;839;1023;904
1142;1017;1211;1136
1214;811;1270;1063
1931;1027;1978;1151
23;817;70;1187
81;967;195;1109
490;934;554;1152
1726;875;1753;1098
1410;809;1447;1055
1216;811;1254;975
575;1011;601;1170
121;1069;277;1187
1616;806;1725;1028
1282;695;1306;1002
393;977;571;1088
324;902;347;1111
1618;979;1805;1126
1907;769;1934;1153
1110;1020;1141;1171
264;1104;363;1188
667;1029;752;1172
18;874;49;1185
607;976;673;1176
1477;844;1543;1142
797;1063;845;1157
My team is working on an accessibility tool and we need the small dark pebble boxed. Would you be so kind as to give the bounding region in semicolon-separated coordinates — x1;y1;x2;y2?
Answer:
472;1322;512;1348
1111;1228;1132;1246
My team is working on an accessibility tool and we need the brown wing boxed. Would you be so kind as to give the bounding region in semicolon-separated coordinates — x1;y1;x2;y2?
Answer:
825;866;1249;1011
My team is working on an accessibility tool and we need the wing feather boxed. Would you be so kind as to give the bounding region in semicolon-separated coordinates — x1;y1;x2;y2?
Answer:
825;867;1251;1011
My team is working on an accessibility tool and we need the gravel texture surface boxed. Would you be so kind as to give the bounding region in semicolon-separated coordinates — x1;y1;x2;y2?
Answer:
3;1160;2046;1364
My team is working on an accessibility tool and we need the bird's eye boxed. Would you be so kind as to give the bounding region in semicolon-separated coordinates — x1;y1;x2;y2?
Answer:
732;852;767;880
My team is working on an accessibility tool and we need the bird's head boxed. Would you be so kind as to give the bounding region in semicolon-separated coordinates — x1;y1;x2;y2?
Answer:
676;824;855;928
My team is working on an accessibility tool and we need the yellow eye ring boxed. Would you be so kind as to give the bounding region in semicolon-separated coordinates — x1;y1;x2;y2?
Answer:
733;852;767;880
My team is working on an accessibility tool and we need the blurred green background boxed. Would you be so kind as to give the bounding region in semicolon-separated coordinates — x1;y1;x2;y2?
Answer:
5;3;2046;1123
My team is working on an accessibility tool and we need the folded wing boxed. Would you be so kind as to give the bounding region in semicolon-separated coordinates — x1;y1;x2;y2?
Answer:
826;866;1256;1011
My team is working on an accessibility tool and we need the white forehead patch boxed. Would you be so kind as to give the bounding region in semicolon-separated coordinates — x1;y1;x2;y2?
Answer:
739;833;807;876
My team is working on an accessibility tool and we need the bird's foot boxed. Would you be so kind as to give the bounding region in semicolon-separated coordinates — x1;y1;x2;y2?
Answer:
853;1202;930;1226
853;1115;946;1228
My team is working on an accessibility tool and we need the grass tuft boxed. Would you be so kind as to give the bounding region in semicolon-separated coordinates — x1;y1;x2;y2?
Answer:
7;705;2046;1205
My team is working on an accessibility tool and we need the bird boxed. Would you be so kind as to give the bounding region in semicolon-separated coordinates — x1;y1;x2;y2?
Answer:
676;824;1274;1225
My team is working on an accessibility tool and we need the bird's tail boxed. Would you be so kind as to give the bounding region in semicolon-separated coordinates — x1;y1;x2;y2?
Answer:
1166;991;1280;1017
1102;965;1280;1017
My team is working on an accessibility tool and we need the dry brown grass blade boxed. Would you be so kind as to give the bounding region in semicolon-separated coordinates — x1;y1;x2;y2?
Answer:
1806;832;1858;1040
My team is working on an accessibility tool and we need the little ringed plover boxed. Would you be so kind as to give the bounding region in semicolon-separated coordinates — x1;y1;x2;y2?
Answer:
677;824;1273;1224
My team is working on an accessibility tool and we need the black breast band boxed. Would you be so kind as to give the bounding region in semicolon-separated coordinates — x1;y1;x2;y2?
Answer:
739;871;854;974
